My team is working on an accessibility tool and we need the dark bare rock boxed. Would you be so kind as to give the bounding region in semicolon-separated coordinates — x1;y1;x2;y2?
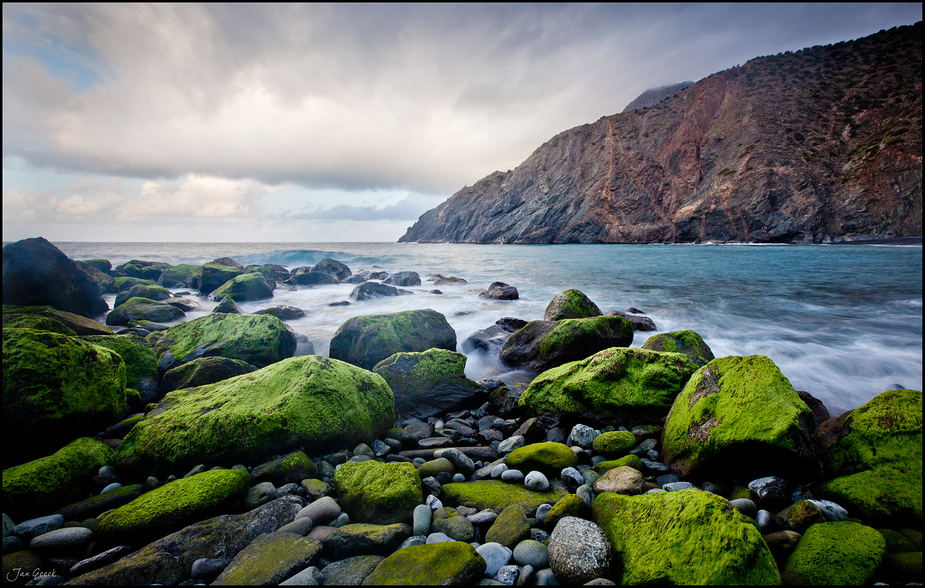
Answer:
384;271;421;287
350;281;413;301
480;282;519;300
461;317;528;354
311;258;352;281
400;24;921;244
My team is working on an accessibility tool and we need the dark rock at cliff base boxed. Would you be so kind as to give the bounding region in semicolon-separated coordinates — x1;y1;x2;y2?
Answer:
399;24;921;245
480;282;519;300
2;237;106;317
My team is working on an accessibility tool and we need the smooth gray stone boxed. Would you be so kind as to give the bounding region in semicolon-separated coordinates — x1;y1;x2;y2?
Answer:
277;517;314;536
425;532;453;544
413;504;431;536
495;564;520;585
468;510;499;526
29;527;93;553
576;484;594;508
100;482;122;495
11;515;64;541
477;542;513;577
810;499;848;521
524;471;549;491
655;473;679;485
498;435;525;454
513;539;549;569
662;481;694;492
320;555;383;585
756;509;773;531
560;467;583;488
426;495;444;510
535;504;552;523
516;564;536;586
492;463;509;479
333;512;351;528
534;567;559;585
68;545;133;577
279;566;323;586
190;558;228;581
501;469;525;484
729;498;757;518
243;482;277;509
567;424;600;449
452;473;466;483
398;535;427;550
296;496;340;525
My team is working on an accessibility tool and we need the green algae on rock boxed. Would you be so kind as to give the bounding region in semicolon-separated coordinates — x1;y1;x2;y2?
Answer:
593;488;780;585
642;329;715;367
333;461;422;525
329;309;457;371
212;531;322;585
153;312;296;374
485;504;530;548
544;289;602;321
2;328;127;463
816;389;922;526
113;283;171;308
592;430;637;455
117;355;394;477
2;304;113;335
593;454;644;475
373;348;486;419
80;333;158;393
97;468;251;544
362;541;486;585
505;442;579;477
2;437;114;521
159;356;257;394
441;480;567;516
106;296;185;326
210;272;274;302
782;520;886;585
519;347;698;425
661;355;819;481
251;450;318;487
545;494;592;532
199;262;244;295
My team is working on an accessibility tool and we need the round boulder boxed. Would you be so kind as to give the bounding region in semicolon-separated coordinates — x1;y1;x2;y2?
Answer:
547;517;612;584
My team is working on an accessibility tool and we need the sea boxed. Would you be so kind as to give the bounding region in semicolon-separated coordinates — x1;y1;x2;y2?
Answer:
39;241;924;416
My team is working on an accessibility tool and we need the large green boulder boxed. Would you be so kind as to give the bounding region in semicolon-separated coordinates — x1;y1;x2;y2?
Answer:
506;442;579;477
782;521;886;585
106;297;185;326
114;276;157;291
662;355;818;481
113;283;171;308
199;262;244;295
97;468;251;544
81;334;158;397
520;347;699;425
2;304;113;335
362;541;486;585
212;531;322;585
441;480;567;516
159;356;257;394
211;272;274;302
2;328;127;464
499;315;633;374
642;329;715;367
333;461;422;525
160;264;202;288
544;289;602;321
117;355;394;477
153;312;296;375
329;309;457;370
816;389;922;526
372;349;486;419
485;504;530;548
2;437;114;520
593;488;780;585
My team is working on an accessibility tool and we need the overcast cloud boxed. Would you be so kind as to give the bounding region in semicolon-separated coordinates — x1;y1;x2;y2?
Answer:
3;3;921;242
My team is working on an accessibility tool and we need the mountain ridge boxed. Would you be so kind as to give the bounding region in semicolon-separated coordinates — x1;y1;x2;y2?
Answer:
400;23;922;244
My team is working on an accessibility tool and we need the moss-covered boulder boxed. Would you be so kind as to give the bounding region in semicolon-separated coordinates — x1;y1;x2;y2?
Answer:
2;328;127;464
593;488;780;584
160;263;202;288
520;347;698;425
545;494;592;531
782;521;886;585
329;309;457;370
485;504;530;548
114;276;157;291
251;451;318;487
212;531;322;585
199;262;244;295
2;237;105;317
106;297;185;326
593;430;637;455
2;437;114;520
97;468;250;544
662;355;819;481
117;356;394;477
212;295;243;314
81;333;158;398
544;289;602;321
153;312;296;375
593;454;644;475
2;310;78;335
211;272;274;302
506;442;579;477
372;349;487;419
431;508;477;542
54;483;144;521
441;480;567;517
113;283;171;308
815;389;922;526
2;304;113;335
499;316;634;374
333;461;422;525
362;541;486;585
159;356;257;394
642;329;715;367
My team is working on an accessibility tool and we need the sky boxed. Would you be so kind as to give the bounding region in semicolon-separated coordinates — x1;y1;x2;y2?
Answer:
3;3;922;243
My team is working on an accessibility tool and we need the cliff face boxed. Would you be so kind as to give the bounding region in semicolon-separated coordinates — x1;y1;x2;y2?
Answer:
622;81;694;113
400;23;922;244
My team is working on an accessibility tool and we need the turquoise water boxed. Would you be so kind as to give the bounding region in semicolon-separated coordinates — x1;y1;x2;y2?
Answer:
47;241;923;415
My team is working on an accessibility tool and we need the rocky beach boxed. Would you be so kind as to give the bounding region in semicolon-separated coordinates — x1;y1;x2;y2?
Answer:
2;236;922;586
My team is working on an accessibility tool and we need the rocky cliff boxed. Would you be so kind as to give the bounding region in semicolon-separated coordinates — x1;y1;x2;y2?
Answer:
400;23;922;244
622;81;694;113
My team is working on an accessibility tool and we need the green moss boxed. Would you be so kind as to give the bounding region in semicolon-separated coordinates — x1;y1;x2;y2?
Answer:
441;480;567;516
3;437;114;520
2;305;112;335
153;312;296;372
212;531;322;585
506;442;579;477
642;330;715;367
97;468;251;543
117;355;394;477
520;348;698;423
160;264;202;287
593;489;780;585
817;462;923;525
334;461;422;525
330;309;456;370
114;277;157;291
114;284;171;308
545;494;591;531
251;451;317;486
81;334;158;390
372;349;482;417
593;454;643;475
211;272;273;302
661;355;817;480
782;521;886;585
362;541;486;585
592;430;637;455
537;316;633;361
106;297;185;326
544;289;602;321
2;312;78;335
486;504;530;548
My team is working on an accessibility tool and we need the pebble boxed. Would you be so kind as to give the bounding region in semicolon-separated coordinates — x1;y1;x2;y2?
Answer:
413;504;432;536
12;515;64;541
630;438;658;456
517;565;536;586
492;463;509;479
577;484;595;508
100;482;122;494
296;496;341;526
756;509;773;531
810;499;848;521
748;476;790;504
524;471;549;491
513;539;549;569
535;504;553;523
468;510;499;526
29;527;93;554
451;473;466;483
729;498;758;518
498;435;525;454
534;568;559;585
372;439;391;457
501;469;525;484
279;565;323;586
426;495;444;510
398;536;427;550
68;545;133;577
425;532;454;544
332;512;351;528
243;482;277;509
560;467;584;488
477;542;513;576
495;564;520;585
642;459;670;474
568;424;601;449
655;473;679;485
547;517;611;584
662;481;694;492
191;558;228;582
277;517;314;536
